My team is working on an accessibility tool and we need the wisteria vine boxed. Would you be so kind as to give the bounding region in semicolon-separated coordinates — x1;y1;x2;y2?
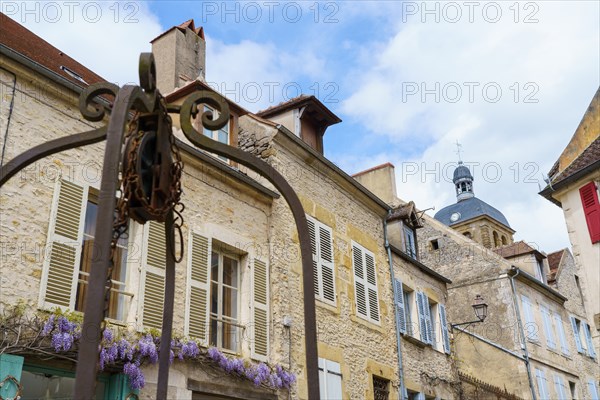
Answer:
40;314;295;391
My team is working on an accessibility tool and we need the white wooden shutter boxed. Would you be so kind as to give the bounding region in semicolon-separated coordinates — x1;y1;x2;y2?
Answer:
394;278;407;334
139;221;166;330
307;217;320;300
251;256;269;361
535;369;549;399
583;322;597;358
540;305;556;349
39;179;88;310
554;313;570;355
364;250;379;322
439;304;451;354
184;232;211;344
553;375;567;400
588;379;600;400
570;316;584;353
416;393;425;400
319;224;335;304
352;244;368;319
417;292;428;343
521;295;539;341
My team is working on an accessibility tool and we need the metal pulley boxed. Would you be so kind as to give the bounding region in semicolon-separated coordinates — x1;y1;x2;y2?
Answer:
122;111;182;224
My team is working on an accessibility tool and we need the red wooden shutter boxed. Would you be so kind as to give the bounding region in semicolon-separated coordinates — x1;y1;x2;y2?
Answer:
579;181;600;243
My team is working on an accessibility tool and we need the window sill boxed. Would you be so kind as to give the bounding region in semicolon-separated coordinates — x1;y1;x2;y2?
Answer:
526;338;541;347
349;314;384;333
315;297;339;314
402;334;428;348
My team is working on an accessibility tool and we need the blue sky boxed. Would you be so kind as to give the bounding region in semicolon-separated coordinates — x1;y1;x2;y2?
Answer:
5;1;599;251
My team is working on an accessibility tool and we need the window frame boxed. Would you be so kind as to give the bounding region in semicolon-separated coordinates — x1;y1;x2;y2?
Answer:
209;249;242;353
75;189;133;322
402;223;418;259
318;358;343;400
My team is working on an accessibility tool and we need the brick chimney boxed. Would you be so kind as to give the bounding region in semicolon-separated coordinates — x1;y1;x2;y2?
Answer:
151;19;205;94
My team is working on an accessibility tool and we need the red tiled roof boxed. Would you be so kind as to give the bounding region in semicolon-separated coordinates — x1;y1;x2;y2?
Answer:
546;249;565;283
256;95;341;127
0;13;106;88
150;18;204;44
493;240;544;259
549;137;600;185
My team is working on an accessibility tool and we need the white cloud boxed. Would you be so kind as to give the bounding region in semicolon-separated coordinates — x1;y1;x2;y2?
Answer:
341;1;599;251
7;1;163;85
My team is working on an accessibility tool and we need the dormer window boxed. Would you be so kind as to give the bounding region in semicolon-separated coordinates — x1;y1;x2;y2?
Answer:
202;105;231;162
403;224;417;259
535;258;546;284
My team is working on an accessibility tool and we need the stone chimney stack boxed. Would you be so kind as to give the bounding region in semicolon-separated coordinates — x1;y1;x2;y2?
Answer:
151;19;205;95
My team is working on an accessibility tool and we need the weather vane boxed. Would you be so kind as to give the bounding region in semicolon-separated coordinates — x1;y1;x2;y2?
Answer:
455;140;463;162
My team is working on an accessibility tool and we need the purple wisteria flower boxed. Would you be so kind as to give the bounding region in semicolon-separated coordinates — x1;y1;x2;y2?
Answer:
41;315;55;336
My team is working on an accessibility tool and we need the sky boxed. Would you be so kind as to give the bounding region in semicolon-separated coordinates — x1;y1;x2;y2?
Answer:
4;1;599;252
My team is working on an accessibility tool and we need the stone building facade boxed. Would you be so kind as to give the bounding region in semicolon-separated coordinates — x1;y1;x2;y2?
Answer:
0;15;462;400
539;87;600;360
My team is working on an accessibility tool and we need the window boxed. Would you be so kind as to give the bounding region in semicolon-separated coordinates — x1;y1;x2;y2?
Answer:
76;194;130;321
318;358;342;400
535;368;550;399
352;242;380;323
553;312;570;355
407;390;425;400
554;375;569;400
579;181;600;244
307;216;336;305
210;250;240;352
20;366;108;398
39;179;132;322
569;316;596;358
569;381;577;400
373;376;390;400
394;279;416;337
430;239;439;250
521;295;539;341
588;379;599;400
535;258;546;284
463;232;472;239
493;231;500;247
501;235;508;245
203;105;231;162
403;224;417;258
540;304;556;350
184;232;269;360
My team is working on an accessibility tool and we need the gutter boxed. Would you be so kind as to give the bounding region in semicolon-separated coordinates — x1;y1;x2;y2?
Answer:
383;211;407;400
508;266;567;304
0;66;16;169
175;139;280;199
389;244;452;284
539;159;600;207
1;44;85;96
508;267;538;400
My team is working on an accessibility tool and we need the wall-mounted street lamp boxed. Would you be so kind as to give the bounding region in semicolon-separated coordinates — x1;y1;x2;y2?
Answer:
451;295;488;328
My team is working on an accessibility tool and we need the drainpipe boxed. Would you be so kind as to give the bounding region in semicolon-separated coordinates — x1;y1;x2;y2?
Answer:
0;66;17;169
383;211;407;400
508;267;538;400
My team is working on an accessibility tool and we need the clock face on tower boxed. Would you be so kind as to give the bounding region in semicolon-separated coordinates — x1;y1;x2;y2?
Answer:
450;212;461;222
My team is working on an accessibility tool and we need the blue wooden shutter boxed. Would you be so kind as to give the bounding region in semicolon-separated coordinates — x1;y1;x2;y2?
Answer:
589;379;600;400
417;292;429;343
535;369;549;399
583;322;597;358
521;295;539;341
394;278;407;334
553;313;570;355
570;316;584;353
540;305;556;349
439;304;451;354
